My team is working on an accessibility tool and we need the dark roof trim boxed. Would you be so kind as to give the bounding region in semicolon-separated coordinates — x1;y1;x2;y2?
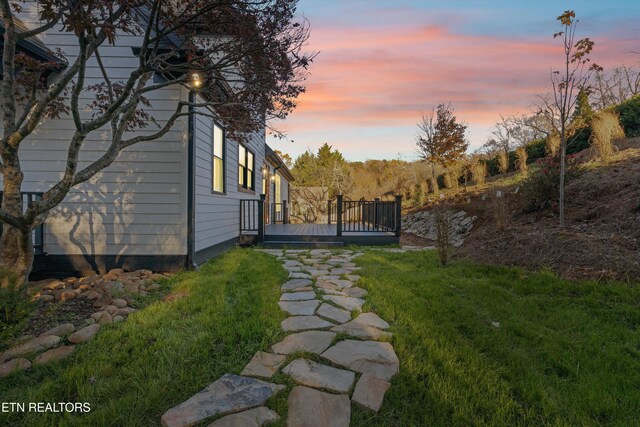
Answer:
0;17;67;66
265;144;294;182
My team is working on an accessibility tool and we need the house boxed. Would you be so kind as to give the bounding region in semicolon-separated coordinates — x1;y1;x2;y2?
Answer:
0;11;293;276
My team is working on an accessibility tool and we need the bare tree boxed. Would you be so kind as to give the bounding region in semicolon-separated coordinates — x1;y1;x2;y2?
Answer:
592;66;640;109
535;10;600;226
1;0;314;285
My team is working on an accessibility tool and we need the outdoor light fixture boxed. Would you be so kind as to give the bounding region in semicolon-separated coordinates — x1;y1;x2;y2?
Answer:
190;72;203;89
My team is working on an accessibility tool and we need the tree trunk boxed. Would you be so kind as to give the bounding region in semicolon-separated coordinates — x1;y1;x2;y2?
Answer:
0;225;34;288
559;126;566;228
0;152;33;288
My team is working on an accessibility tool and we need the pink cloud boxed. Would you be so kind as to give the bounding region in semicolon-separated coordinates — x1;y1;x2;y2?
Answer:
280;23;639;146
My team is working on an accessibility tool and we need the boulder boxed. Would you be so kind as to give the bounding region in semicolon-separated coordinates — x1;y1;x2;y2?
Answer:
0;358;31;378
0;335;61;363
40;323;75;337
68;324;100;344
33;345;76;365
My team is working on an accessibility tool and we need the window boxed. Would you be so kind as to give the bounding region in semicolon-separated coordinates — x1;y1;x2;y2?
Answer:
238;145;255;191
212;123;225;193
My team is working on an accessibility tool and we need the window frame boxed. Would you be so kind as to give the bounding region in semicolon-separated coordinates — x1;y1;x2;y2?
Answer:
211;121;226;195
238;144;256;193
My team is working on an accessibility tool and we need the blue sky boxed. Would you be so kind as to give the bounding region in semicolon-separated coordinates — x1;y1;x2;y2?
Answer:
270;0;640;161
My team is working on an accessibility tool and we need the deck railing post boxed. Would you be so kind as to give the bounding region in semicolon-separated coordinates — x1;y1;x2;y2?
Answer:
283;200;288;224
394;194;403;236
336;194;343;236
374;198;380;230
258;194;266;242
327;200;332;224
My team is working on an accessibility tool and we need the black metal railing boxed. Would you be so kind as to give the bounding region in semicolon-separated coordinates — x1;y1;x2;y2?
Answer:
334;194;402;237
327;199;338;225
270;201;288;224
0;191;44;254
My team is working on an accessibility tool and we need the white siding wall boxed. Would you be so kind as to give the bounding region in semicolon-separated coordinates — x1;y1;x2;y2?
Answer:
193;100;265;253
0;6;189;257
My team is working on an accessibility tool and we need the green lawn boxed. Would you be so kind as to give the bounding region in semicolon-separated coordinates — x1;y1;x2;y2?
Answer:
2;248;639;426
353;250;640;426
0;248;287;426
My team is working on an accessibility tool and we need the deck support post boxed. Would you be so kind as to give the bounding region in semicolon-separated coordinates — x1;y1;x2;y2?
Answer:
283;200;288;224
374;198;380;230
336;194;343;236
394;195;403;237
258;194;266;243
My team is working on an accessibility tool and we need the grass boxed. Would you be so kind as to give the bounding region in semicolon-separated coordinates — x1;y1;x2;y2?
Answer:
0;248;287;426
3;247;639;426
352;250;640;426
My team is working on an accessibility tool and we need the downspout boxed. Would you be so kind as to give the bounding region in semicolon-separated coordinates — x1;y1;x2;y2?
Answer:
186;90;196;269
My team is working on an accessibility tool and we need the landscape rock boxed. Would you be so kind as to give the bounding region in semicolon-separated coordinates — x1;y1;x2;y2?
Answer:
115;307;136;316
0;358;31;378
240;351;286;379
160;374;284;427
287;386;350;427
344;287;368;298
68;324;101;344
40;323;74;337
207;406;278;427
0;334;61;363
278;300;320;316
281;316;333;332
351;313;390;330
331;319;392;341
271;331;336;355
321;340;399;381
33;345;76;365
316;303;351;324
112;298;128;308
103;281;125;297
282;359;355;393
402;209;476;247
351;372;391;412
113;315;125;323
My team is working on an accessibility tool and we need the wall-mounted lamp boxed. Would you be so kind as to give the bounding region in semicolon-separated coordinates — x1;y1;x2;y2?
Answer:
190;72;203;90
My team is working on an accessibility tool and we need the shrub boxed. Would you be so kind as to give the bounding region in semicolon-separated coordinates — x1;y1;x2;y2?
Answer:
521;156;581;212
0;269;33;350
546;133;560;157
429;176;440;195
615;94;640;137
516;146;528;177
413;182;424;207
497;151;509;174
434;207;453;266
471;161;487;186
590;110;625;161
525;138;547;163
443;172;459;192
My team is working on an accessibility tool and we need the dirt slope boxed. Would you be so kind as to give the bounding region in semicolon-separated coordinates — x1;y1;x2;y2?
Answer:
415;139;640;281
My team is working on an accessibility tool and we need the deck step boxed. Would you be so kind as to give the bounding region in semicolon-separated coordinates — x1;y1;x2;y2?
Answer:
261;241;345;248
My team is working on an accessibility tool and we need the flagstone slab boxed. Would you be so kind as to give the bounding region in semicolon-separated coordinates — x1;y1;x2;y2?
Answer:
278;300;320;316
352;372;390;412
271;331;336;355
284;260;303;267
161;374;284;427
321;340;399;381
330;268;351;276
280;291;316;301
330;321;392;341
310;249;332;256
330;280;354;289
345;275;361;282
320;289;349;297
344;287;368;298
316;281;341;291
289;272;312;280
207;406;278;427
316;303;351;324
322;295;365;311
317;275;341;282
352;313;389;330
287;386;350;427
282;359;355;393
240;351;287;379
281;316;333;332
306;269;331;277
281;279;313;291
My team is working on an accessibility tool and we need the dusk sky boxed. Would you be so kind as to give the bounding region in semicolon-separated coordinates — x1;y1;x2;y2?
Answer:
270;0;640;162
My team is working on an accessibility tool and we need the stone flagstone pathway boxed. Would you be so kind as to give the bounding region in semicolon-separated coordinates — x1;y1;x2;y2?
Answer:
161;248;400;427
